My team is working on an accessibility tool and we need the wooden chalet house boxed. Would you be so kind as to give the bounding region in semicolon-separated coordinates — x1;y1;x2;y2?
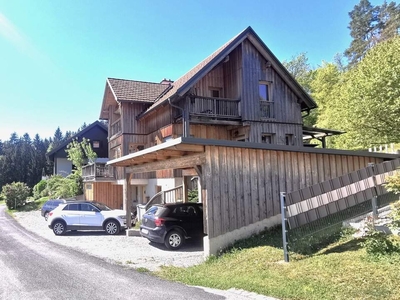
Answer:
82;27;398;255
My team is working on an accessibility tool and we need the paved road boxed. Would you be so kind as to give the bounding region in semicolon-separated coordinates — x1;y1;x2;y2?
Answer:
0;205;224;300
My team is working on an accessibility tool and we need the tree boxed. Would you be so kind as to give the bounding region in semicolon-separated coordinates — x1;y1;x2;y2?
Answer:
345;0;380;66
65;138;97;173
282;53;316;126
331;36;400;149
378;1;400;41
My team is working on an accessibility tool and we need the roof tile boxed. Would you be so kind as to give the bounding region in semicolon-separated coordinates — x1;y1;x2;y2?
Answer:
107;78;170;102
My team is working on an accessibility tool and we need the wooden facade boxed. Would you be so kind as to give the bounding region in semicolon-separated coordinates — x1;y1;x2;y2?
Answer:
203;145;384;239
84;182;123;209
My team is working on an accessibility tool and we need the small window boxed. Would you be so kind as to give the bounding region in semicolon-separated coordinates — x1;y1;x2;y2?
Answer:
92;141;100;148
80;204;93;212
262;133;274;144
285;134;294;146
63;203;80;211
209;88;222;98
137;145;144;151
86;183;92;190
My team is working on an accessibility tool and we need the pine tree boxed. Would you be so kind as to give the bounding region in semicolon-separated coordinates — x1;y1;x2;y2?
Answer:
378;1;400;41
345;0;380;66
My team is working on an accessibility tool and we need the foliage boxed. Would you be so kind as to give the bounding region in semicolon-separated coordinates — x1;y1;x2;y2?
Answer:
0;133;52;190
33;180;47;199
8;196;49;213
322;36;400;149
345;0;400;66
44;173;82;199
389;199;400;230
1;182;31;209
188;189;198;203
385;171;400;194
65;138;97;173
359;223;400;258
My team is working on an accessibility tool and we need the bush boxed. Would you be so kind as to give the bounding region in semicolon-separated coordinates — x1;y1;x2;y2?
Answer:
1;182;31;210
45;172;83;199
359;223;400;258
33;180;47;199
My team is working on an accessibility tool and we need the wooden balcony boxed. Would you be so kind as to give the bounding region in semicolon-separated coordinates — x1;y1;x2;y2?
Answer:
82;163;115;182
189;96;241;122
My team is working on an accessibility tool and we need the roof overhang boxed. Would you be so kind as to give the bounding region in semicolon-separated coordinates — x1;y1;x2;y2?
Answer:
107;137;400;174
302;126;345;140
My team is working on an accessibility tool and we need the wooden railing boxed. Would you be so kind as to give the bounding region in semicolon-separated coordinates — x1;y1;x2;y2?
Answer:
189;96;240;119
82;163;114;181
260;101;274;119
110;119;121;136
144;185;183;211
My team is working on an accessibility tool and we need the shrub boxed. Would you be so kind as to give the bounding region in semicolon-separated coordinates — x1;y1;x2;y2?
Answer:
45;172;83;199
1;182;31;210
385;171;400;194
33;180;47;199
359;223;400;258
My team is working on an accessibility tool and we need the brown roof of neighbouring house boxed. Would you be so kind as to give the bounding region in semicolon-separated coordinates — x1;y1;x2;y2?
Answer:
107;78;170;103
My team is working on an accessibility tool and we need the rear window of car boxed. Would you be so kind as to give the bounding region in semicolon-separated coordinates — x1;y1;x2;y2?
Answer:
145;206;167;217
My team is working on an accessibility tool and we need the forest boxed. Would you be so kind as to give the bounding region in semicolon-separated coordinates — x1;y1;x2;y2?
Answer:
0;0;399;192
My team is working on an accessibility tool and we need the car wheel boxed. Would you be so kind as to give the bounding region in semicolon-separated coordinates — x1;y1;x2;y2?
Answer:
105;220;120;235
165;230;184;250
52;221;66;236
44;212;49;221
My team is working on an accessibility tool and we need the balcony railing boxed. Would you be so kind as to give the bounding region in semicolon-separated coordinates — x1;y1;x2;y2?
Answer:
189;96;240;119
260;101;274;119
82;163;115;181
110;119;121;136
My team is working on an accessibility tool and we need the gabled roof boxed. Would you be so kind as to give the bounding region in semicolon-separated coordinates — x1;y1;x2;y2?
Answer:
107;78;170;103
140;26;317;117
47;121;108;160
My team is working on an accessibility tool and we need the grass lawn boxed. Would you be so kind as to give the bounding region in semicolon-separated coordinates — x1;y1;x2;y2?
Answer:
157;227;400;300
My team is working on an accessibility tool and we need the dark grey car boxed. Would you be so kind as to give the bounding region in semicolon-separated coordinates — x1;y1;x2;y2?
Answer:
41;199;68;221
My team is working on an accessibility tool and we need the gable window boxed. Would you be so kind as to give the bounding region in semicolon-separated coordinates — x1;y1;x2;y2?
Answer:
261;133;274;144
210;88;222;98
259;81;274;119
92;141;100;148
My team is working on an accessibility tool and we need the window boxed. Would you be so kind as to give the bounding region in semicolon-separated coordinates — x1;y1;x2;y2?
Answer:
209;87;222;98
285;134;294;146
81;204;96;212
85;183;92;190
92;141;100;148
63;204;80;211
259;81;274;119
262;133;274;144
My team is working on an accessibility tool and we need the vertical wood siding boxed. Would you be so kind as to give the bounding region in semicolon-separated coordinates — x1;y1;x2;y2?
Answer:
91;182;123;209
204;145;383;238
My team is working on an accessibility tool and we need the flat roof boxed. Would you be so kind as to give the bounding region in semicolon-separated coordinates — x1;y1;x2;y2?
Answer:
107;137;399;168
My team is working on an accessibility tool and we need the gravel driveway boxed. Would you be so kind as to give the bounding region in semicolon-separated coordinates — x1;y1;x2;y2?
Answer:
12;210;205;272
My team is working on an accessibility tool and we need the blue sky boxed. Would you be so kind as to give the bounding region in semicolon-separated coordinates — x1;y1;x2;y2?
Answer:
0;0;381;141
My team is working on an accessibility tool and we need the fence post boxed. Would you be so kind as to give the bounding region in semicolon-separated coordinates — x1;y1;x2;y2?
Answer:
280;192;289;262
368;163;379;223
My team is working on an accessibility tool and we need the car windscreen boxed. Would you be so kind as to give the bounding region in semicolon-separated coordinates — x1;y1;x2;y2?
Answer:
91;202;111;211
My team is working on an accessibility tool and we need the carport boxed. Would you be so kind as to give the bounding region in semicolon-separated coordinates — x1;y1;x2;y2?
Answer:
107;137;399;257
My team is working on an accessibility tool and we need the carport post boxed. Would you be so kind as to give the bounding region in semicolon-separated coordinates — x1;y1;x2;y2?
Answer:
280;192;289;262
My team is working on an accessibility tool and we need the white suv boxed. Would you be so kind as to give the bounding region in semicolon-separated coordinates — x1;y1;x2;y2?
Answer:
47;201;133;235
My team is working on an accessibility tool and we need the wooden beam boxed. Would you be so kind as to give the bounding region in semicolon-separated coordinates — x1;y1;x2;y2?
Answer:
172;144;205;152
126;153;206;173
182;168;198;176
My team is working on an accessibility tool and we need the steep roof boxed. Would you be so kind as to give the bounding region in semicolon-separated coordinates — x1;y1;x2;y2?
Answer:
107;78;170;103
47;121;108;160
141;26;317;117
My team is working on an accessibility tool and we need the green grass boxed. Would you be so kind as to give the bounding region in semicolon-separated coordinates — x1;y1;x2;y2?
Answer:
7;196;49;214
156;227;400;300
0;200;5;205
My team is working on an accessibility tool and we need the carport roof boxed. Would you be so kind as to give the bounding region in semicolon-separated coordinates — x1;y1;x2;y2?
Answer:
107;137;400;173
